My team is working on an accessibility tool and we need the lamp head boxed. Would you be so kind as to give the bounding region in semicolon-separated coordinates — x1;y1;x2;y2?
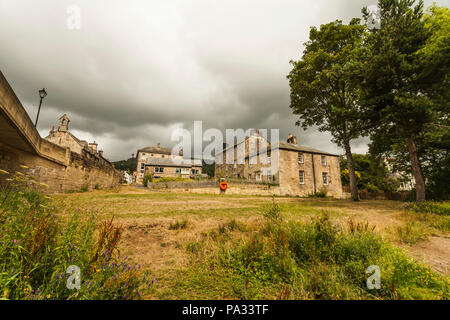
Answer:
39;88;47;99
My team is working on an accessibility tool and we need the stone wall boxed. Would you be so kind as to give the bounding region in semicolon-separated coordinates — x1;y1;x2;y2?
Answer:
0;141;121;193
147;180;281;196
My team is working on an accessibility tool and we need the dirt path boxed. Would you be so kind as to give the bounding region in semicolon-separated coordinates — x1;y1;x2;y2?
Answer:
403;236;450;276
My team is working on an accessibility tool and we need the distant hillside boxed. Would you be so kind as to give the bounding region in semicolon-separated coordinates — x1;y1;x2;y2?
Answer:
113;157;137;172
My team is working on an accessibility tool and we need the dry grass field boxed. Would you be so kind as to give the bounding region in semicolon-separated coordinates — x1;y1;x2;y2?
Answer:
51;186;450;299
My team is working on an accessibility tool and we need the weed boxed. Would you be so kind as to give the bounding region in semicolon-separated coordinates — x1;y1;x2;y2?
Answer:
169;220;188;230
395;222;430;245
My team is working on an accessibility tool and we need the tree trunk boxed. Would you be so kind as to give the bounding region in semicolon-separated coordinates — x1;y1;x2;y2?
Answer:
406;135;426;202
344;140;359;201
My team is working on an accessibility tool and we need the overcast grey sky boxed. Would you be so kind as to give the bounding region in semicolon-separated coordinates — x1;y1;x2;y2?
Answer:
1;0;448;161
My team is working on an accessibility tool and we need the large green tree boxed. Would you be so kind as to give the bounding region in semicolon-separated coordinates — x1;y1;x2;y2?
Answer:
288;19;367;201
360;0;449;202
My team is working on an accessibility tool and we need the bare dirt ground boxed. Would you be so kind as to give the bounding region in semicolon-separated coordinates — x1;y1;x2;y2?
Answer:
404;236;450;275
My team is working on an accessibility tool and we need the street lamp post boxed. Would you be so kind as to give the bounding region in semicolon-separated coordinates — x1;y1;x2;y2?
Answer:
35;88;47;127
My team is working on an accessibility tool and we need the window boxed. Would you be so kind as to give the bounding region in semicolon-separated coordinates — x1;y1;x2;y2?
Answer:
175;168;181;174
140;163;145;170
248;174;252;180
192;169;199;175
298;152;304;164
322;172;328;185
256;172;262;181
141;153;146;160
151;154;154;157
299;171;305;184
162;155;165;158
321;156;326;166
234;160;237;169
154;167;164;173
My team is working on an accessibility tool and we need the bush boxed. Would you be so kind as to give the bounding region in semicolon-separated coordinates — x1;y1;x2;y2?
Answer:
0;170;154;300
366;184;380;194
142;174;152;187
307;191;327;198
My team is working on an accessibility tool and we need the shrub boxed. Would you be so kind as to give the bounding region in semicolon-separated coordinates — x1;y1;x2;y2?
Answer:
142;174;152;187
307;189;327;198
366;184;380;194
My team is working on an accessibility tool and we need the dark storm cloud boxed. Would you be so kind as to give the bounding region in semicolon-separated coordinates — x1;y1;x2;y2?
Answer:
0;0;446;160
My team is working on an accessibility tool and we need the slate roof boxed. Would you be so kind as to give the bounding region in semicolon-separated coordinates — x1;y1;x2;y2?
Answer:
137;146;176;155
276;142;339;156
145;157;202;168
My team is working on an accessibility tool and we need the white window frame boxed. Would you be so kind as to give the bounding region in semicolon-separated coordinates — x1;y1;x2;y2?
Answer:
322;172;328;185
299;170;305;185
298;152;304;164
321;156;327;166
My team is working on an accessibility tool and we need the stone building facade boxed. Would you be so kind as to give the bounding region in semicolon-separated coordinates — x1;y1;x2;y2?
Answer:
45;114;102;156
215;132;343;198
136;144;202;183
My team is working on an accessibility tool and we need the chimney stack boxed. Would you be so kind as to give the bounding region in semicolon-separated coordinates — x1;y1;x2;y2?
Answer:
287;134;297;144
98;150;103;157
157;143;161;148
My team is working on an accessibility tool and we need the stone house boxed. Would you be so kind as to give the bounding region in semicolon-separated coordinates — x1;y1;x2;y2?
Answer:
215;132;343;198
136;143;202;183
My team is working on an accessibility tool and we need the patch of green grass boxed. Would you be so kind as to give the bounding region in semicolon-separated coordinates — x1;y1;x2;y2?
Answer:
406;201;450;216
402;202;450;233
